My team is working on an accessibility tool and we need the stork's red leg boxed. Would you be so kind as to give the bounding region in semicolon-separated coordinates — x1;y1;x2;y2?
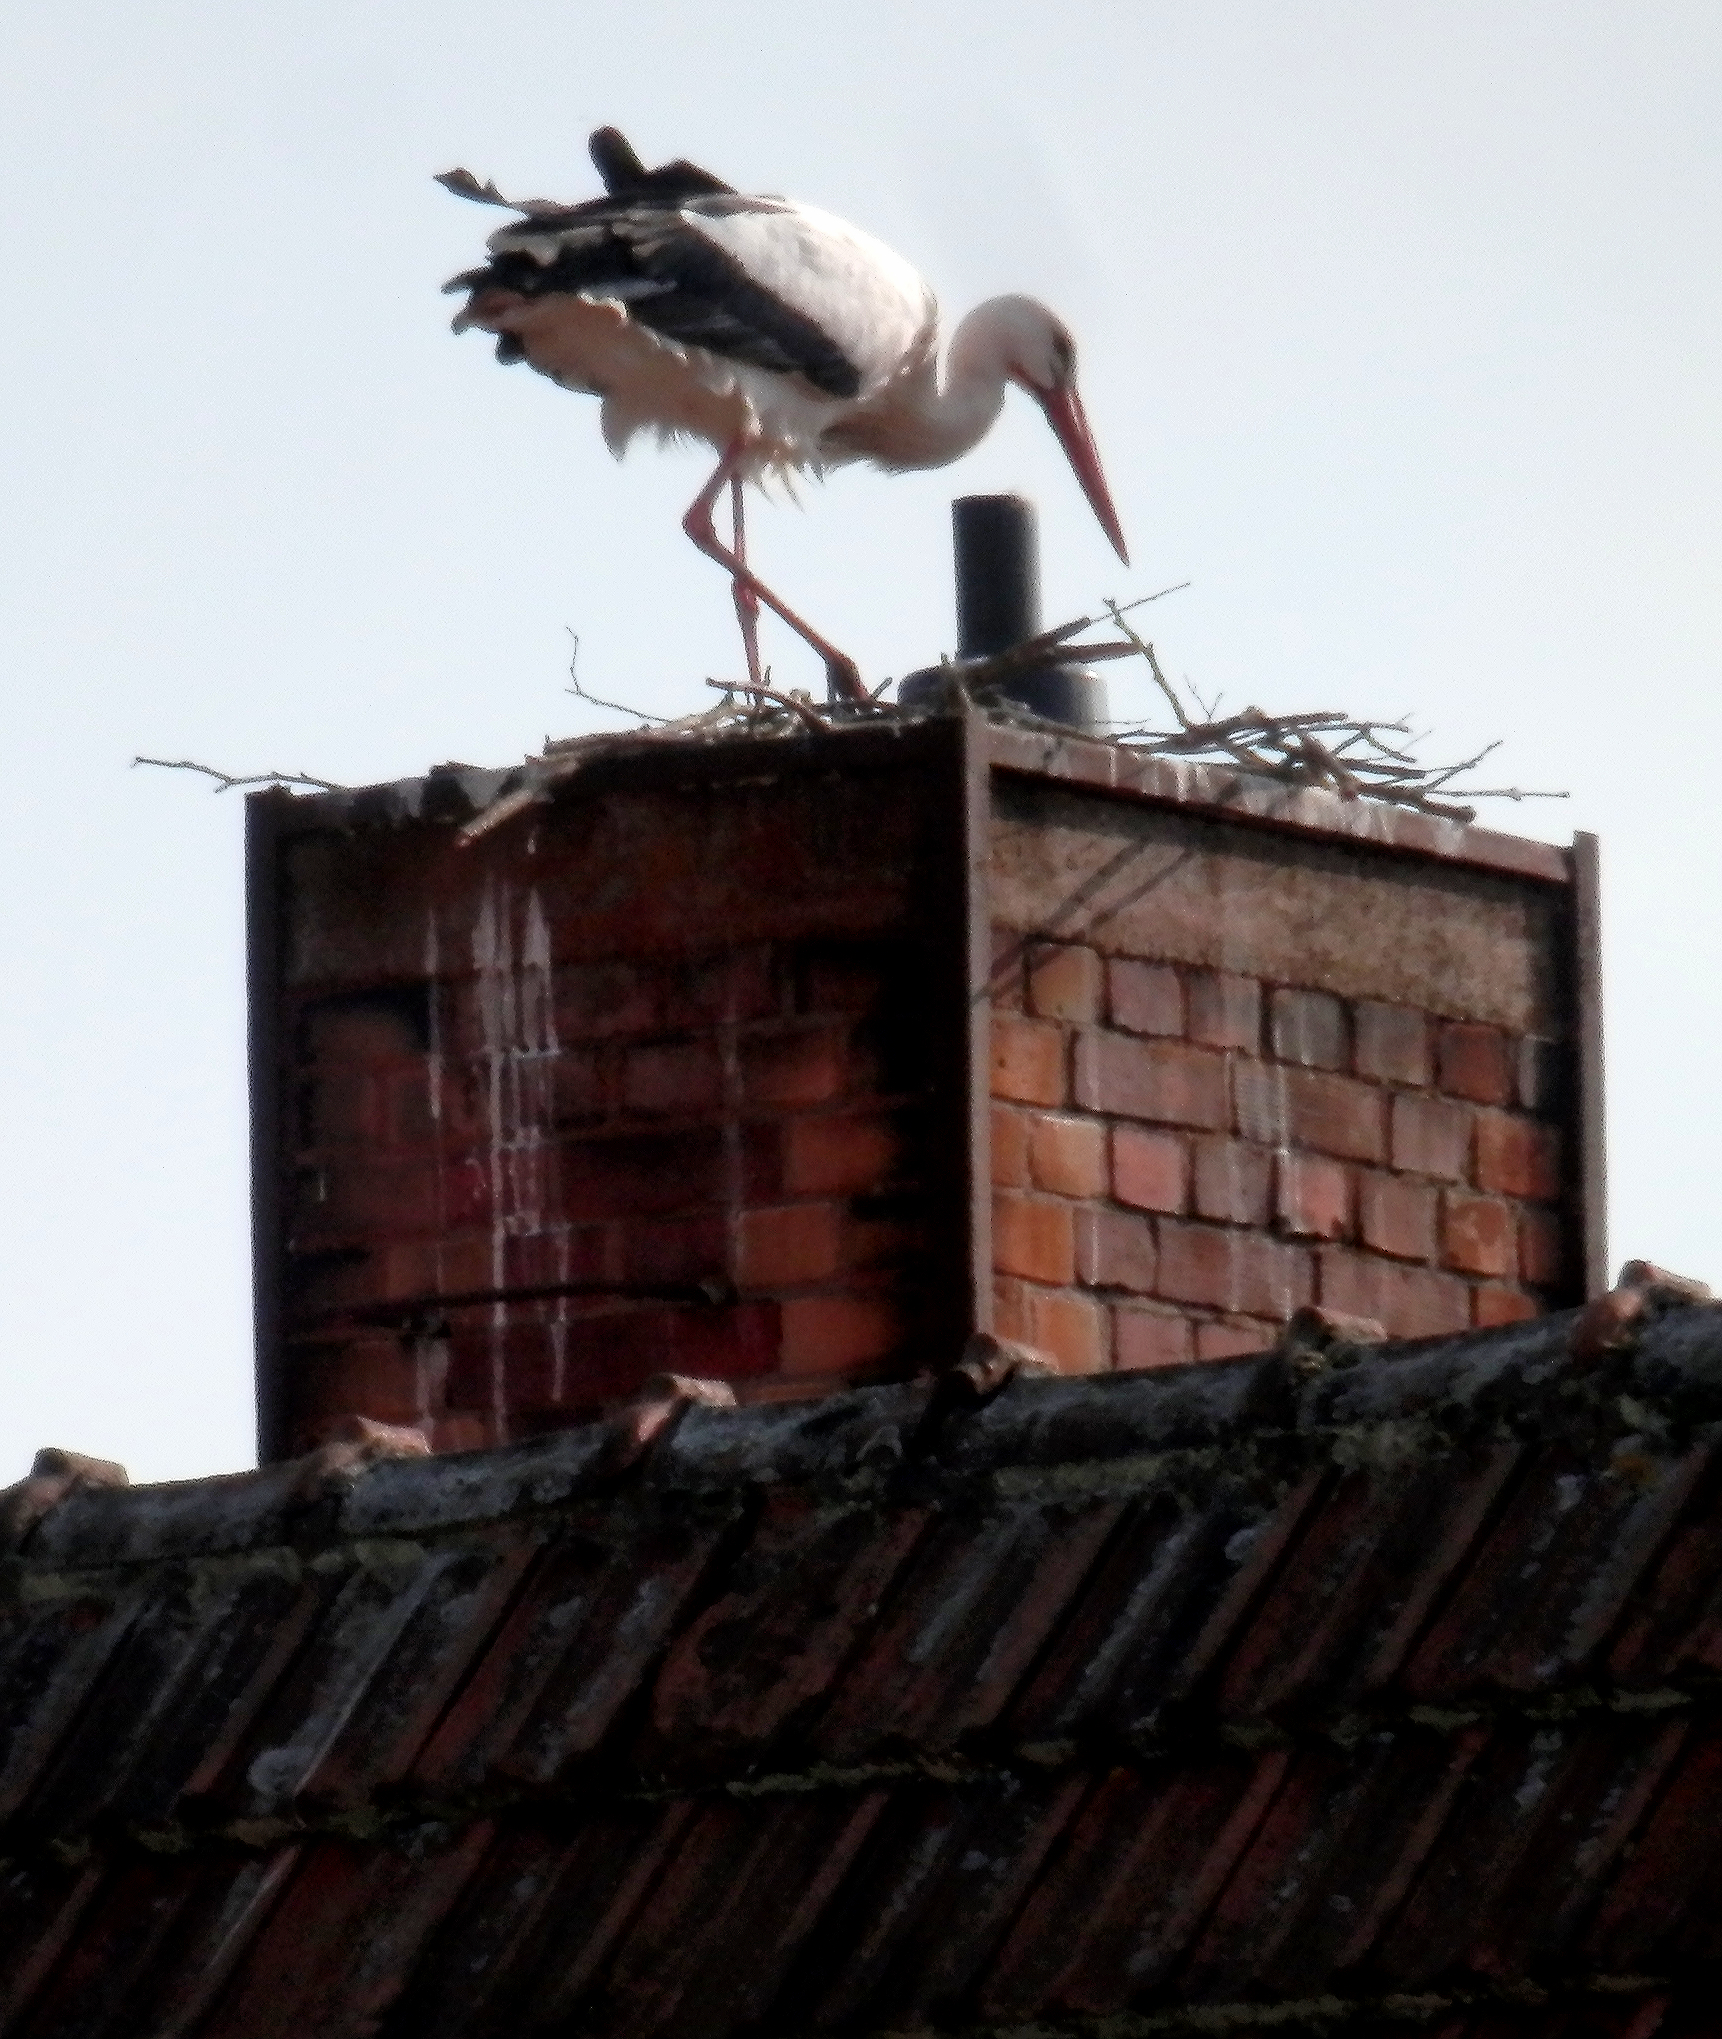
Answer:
729;476;764;691
683;445;866;705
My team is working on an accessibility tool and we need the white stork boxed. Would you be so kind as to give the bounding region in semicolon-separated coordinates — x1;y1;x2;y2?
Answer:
440;128;1129;703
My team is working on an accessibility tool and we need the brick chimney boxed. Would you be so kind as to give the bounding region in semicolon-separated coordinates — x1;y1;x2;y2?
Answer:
247;713;1601;1459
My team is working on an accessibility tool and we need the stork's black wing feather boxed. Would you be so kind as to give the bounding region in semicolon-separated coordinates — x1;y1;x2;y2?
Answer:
453;193;861;400
588;126;735;200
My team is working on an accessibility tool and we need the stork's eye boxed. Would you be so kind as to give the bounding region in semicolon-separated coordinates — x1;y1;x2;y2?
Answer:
1050;331;1076;378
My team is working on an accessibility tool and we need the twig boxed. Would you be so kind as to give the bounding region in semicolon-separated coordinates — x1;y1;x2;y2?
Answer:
132;758;346;794
703;678;829;733
563;630;674;725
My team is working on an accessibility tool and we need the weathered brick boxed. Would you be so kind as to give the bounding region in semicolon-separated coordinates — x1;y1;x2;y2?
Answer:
741;1026;849;1107
1357;1170;1438;1263
1026;1286;1109;1374
990;1013;1067;1107
300;1338;426;1427
1074;1033;1229;1128
1276;1153;1352;1240
785;1111;904;1195
797;944;888;1015
1437;1022;1514;1105
1520;1207;1567;1287
300;1000;425;1066
1193;1137;1273;1226
994;1193;1076;1285
1270;988;1348;1071
1317;1249;1470;1338
991;1106;1032;1189
621;1216;726;1285
297;1072;375;1150
779;1294;902;1375
1474;1111;1563;1202
430;1413;493;1454
1354;1001;1432;1088
1474;1284;1539;1327
549;1049;607;1124
1114;1307;1195;1371
666;945;780;1026
1196;1319;1277;1362
737;1204;843;1288
1028;1113;1107;1198
1442;1192;1517;1277
1156;1221;1312;1318
1235;1063;1386;1163
1390;1093;1472;1182
1108;958;1183;1038
294;1161;443;1236
623;1040;724;1115
1075;1205;1158;1293
559;1130;727;1221
1027;943;1103;1023
993;1276;1032;1344
1112;1125;1188;1213
554;961;657;1041
1187;970;1262;1051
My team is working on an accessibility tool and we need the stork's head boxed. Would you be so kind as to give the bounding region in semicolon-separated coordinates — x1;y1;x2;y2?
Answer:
990;296;1130;566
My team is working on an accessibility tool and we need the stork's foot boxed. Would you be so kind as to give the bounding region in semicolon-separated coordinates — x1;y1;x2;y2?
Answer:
823;653;867;706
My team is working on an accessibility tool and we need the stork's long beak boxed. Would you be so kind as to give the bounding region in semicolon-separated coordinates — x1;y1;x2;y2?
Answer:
1035;383;1130;565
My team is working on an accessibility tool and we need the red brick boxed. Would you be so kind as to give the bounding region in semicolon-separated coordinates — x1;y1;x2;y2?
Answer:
1235;1063;1386;1163
737;1204;843;1288
1317;1249;1471;1339
1108;958;1183;1038
1112;1125;1188;1214
1026;1287;1109;1374
1270;988;1348;1071
1156;1221;1313;1318
797;945;888;1015
1437;1022;1514;1105
1193;1137;1273;1226
502;1226;610;1289
623;1040;724;1115
1354;1002;1432;1087
1027;943;1102;1023
1196;1319;1277;1361
1517;1035;1571;1115
779;1294;902;1375
559;1130;727;1221
430;1414;494;1454
1114;1308;1195;1371
300;1338;427;1426
1520;1207;1567;1287
991;1106;1032;1189
1074;1033;1228;1128
1028;1113;1107;1197
741;1026;849;1107
1475;1284;1539;1327
1474;1111;1563;1202
294;1161;442;1236
665;945;781;1026
620;1216;726;1285
993;1276;1031;1344
297;1072;376;1149
301;1002;424;1065
1442;1192;1517;1278
1075;1206;1157;1293
553;961;657;1040
1187;970;1262;1051
990;1013;1067;1106
1276;1153;1352;1240
785;1111;903;1195
1357;1170;1438;1263
994;1193;1076;1285
1390;1094;1472;1182
549;1048;607;1124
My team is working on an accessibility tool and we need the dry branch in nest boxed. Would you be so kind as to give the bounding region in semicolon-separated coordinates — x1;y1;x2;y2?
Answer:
134;595;1565;836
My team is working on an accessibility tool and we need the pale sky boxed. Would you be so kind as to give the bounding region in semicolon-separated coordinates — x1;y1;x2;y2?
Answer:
4;3;1718;1481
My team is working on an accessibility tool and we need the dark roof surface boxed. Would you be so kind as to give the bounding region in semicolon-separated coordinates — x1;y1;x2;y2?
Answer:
6;1306;1722;2037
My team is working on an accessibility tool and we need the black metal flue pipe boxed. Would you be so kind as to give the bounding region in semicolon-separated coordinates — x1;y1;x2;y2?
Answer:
950;494;1106;732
